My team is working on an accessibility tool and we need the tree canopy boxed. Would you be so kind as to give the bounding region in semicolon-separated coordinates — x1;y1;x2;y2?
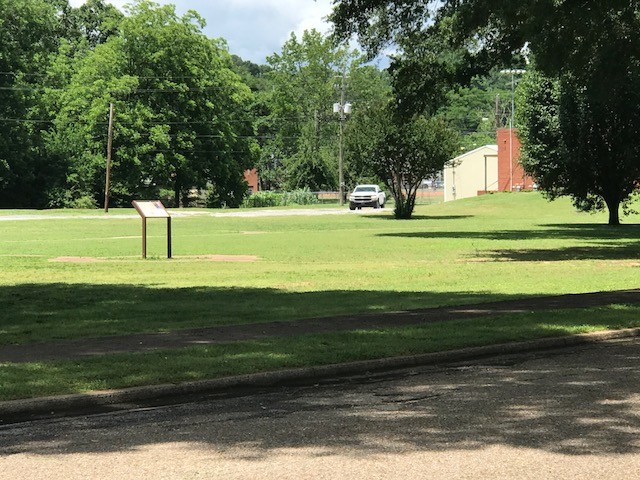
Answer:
262;29;391;192
351;103;458;219
0;0;61;207
517;69;640;225
331;0;640;224
331;0;639;80
1;0;502;211
1;0;258;208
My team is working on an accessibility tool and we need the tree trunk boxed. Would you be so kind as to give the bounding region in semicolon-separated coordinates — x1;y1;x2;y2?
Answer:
604;195;620;225
393;196;413;219
174;181;181;208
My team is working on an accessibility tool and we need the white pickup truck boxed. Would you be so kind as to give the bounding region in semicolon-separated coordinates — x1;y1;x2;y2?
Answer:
348;184;386;210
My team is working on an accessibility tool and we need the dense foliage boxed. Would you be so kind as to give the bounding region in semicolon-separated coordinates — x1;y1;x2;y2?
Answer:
262;30;392;192
45;1;256;208
517;70;640;225
0;0;503;210
330;0;640;224
0;0;61;207
377;114;458;219
0;0;260;208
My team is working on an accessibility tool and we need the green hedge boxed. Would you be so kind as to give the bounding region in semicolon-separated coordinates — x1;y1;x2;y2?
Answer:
243;189;320;208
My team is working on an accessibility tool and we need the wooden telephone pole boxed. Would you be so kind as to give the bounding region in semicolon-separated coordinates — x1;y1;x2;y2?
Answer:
104;103;114;213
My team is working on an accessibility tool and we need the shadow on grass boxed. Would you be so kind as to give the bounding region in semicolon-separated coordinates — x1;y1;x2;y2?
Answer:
379;223;640;261
0;283;539;346
2;284;640;458
483;244;640;262
371;214;474;221
379;223;640;241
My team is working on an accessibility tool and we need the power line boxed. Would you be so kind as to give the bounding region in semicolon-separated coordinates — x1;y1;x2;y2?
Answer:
0;118;53;124
0;72;238;80
0;116;313;125
144;149;256;154
135;133;300;139
0;85;246;93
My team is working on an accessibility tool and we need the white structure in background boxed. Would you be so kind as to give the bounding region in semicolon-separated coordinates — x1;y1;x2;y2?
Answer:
443;145;498;202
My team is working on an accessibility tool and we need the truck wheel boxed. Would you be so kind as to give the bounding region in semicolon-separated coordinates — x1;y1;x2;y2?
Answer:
349;203;356;210
374;200;380;209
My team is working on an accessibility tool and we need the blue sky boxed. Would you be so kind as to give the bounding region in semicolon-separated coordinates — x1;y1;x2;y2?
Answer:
69;0;335;64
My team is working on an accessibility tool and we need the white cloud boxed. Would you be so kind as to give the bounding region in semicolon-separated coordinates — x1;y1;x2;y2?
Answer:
68;0;334;64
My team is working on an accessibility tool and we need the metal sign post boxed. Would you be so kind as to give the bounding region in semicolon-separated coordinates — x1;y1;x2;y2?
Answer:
132;200;172;259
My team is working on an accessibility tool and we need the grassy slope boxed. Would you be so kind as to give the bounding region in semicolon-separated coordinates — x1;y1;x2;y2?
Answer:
1;193;640;400
1;192;639;344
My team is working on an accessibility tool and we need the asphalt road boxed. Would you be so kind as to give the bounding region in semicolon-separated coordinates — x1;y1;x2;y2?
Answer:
2;337;640;479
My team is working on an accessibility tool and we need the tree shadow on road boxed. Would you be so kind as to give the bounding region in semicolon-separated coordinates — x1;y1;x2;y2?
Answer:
2;339;640;458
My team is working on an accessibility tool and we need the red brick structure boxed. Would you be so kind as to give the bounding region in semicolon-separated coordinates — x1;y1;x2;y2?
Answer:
496;128;535;191
244;169;259;193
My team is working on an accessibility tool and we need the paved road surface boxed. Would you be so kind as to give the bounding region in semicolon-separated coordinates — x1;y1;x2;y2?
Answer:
2;337;640;479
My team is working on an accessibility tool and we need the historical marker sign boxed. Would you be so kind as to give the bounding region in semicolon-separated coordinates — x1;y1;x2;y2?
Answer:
132;200;172;258
132;200;170;218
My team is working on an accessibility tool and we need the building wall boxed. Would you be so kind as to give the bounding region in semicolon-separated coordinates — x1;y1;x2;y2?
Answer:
243;169;259;193
496;128;535;191
443;146;499;202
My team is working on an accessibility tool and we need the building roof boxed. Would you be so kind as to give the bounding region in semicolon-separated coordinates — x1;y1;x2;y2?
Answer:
450;144;498;163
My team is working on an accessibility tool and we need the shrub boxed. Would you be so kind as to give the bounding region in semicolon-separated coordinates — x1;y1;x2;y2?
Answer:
280;188;319;206
46;189;98;209
242;189;320;208
72;195;98;209
242;191;283;208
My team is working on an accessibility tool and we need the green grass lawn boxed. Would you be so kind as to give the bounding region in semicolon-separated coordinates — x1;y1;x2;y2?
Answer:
1;192;639;400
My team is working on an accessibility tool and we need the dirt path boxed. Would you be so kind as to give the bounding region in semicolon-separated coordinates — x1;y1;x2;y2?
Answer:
2;289;639;363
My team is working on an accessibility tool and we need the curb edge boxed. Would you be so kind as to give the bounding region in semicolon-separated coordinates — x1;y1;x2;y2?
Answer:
2;327;639;419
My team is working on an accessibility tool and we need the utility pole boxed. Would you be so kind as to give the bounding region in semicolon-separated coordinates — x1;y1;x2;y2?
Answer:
333;67;351;205
500;69;525;192
509;71;514;191
104;103;114;213
338;68;346;205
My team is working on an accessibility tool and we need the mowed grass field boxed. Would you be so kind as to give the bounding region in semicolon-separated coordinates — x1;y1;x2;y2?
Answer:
1;192;639;400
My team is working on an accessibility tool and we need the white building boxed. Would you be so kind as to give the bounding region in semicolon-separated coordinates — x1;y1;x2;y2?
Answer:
443;145;498;202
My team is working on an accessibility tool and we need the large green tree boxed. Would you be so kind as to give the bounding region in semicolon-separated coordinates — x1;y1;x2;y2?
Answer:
265;30;348;191
0;0;62;207
264;30;390;192
341;65;392;187
355;104;458;219
60;0;123;49
45;0;256;208
330;0;640;224
517;70;640;225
